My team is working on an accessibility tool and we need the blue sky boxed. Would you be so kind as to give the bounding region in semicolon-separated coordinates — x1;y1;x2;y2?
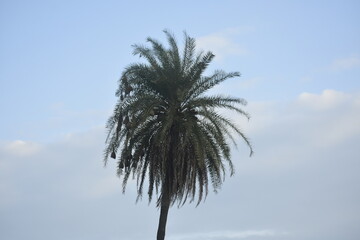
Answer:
1;1;359;240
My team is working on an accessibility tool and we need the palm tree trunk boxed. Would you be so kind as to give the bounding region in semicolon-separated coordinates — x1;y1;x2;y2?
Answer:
157;126;176;240
156;193;170;240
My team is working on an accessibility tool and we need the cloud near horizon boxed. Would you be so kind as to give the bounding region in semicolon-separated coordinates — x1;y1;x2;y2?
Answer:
1;89;359;240
168;229;285;240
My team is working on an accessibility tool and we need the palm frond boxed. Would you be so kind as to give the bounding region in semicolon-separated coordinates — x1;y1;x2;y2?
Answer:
104;30;253;208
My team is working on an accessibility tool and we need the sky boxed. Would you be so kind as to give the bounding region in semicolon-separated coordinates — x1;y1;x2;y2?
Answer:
0;0;359;239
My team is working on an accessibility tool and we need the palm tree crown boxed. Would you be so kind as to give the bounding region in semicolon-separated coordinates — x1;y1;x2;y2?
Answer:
104;30;253;239
104;31;253;208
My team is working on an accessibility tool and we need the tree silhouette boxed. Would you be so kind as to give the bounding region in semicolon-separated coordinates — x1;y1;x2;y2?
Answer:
104;30;253;240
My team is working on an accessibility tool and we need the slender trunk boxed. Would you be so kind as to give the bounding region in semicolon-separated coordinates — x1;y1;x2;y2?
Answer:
157;125;176;240
156;193;170;240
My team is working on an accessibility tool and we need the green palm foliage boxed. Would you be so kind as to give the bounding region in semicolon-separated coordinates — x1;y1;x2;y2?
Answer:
104;30;252;239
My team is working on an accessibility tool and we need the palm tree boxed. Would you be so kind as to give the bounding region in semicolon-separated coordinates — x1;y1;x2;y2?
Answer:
104;30;253;240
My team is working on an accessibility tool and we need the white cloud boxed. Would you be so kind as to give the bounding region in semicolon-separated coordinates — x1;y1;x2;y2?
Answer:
231;89;360;175
169;230;285;240
254;90;359;144
2;140;41;157
329;56;360;71
295;90;360;146
297;89;351;110
197;30;248;60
